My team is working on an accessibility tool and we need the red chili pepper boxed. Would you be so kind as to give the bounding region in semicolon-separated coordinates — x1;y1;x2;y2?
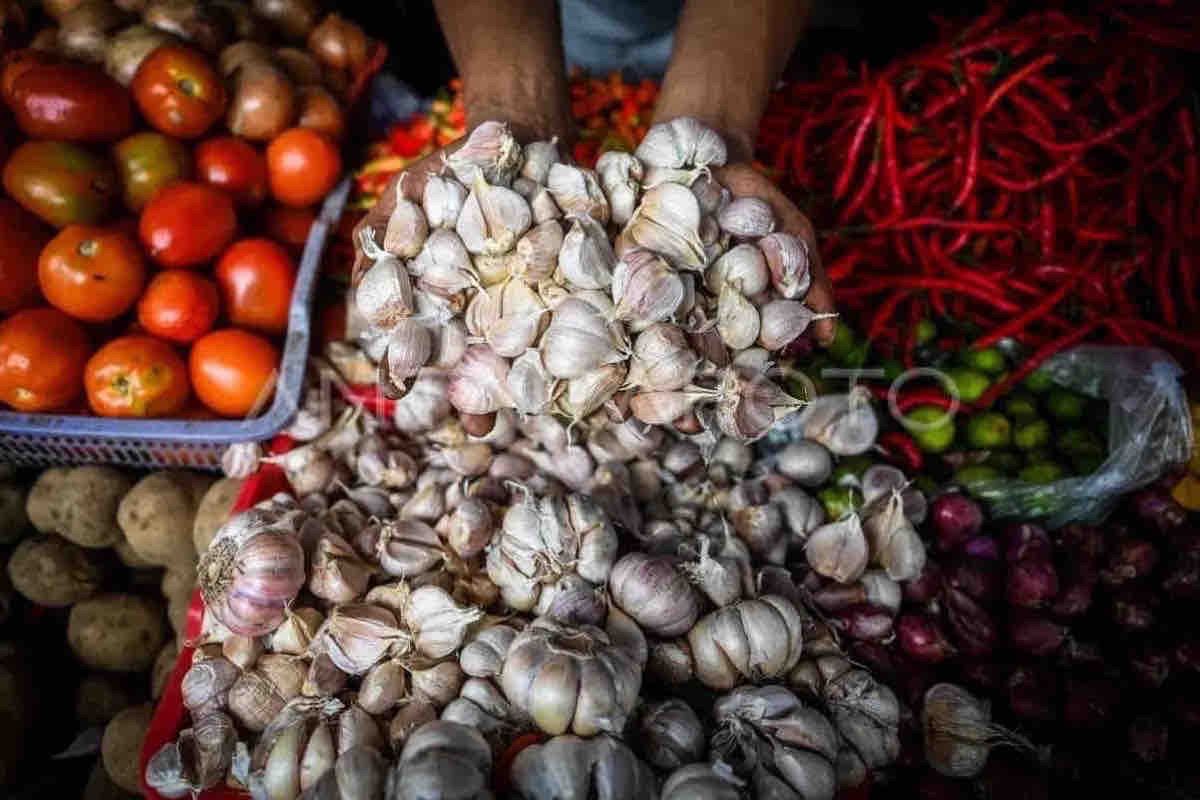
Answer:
983;54;1057;114
877;430;925;472
974;265;1085;348
834;89;883;199
868;383;956;414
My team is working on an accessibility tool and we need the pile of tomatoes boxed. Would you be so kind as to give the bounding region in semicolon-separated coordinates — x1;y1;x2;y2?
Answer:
0;41;346;420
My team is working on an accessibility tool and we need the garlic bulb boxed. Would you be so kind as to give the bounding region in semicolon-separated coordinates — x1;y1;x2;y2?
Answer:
806;515;870;583
376;519;444;578
410;660;465;708
181;656;239;716
358;658;407;716
775;440;833;487
608;552;701;638
799;388;879;456
448;345;511;415
440;677;517;748
456;177;532;256
229;662;304;732
403;584;484;658
759;299;832;351
385;720;492;800
558;364;626;424
687;595;804;689
446;497;493;559
921;682;1034;779
626;323;698;392
388;700;439;752
635;117;727;170
308;532;372;604
356;228;415;328
540;296;629;380
706;243;769;296
512;219;564;282
499;612;645;736
445;120;522;185
637;699;705;771
305;746;388;800
197;500;306;637
711;685;839;800
862;490;927;581
486;492;618;613
626;182;706;270
310;603;410;675
509;734;656;800
145;713;237;799
460;624;519;678
521;139;560;184
547;163;609;223
506;349;556;415
661;763;745;800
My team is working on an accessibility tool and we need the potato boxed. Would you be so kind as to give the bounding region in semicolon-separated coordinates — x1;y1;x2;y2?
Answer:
24;467;71;533
29;467;134;548
7;535;105;607
69;593;166;672
77;673;142;727
0;482;29;545
193;477;243;555
84;759;138;800
0;643;32;787
150;641;179;699
101;702;153;793
113;537;156;569
117;471;212;569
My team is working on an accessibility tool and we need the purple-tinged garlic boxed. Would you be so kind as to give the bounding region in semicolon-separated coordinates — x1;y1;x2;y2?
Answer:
922;682;1035;778
310;603;410;675
558;364;627;423
355;227;416;329
411;661;466;708
388;699;439;752
806;514;870;584
444;120;522;185
382;318;432;387
308;532;372;604
448;345;511;415
520;139;560;184
799;387;879;456
446;497;493;559
687;595;805;689
705;243;770;296
661;763;744;800
759;230;812;299
612;249;685;327
714;364;804;442
181;656;239;717
638;699;705;771
403;585;484;658
759;299;834;351
510;734;656;800
498;612;645;736
512;219;564;282
388;720;492;800
717;196;775;239
546;163;610;223
197;501;306;637
460;624;519;679
776;440;834;487
862;490;928;582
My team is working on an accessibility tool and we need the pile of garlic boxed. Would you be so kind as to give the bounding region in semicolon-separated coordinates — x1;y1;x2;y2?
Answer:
155;374;924;799
352;117;831;443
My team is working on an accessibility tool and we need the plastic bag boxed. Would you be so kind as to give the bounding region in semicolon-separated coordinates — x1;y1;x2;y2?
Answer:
971;346;1192;526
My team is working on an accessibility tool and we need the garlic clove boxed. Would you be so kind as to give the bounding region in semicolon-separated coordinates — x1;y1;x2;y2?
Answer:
422;174;468;229
760;231;812;299
448;345;512;415
384;318;433;386
706;243;769;296
806;515;870;583
717;196;776;239
626;323;699;392
626;182;707;271
355;229;416;329
596;150;644;227
520;138;560;184
540;297;628;380
512;219;564;282
444;120;522;186
530;187;562;223
456;177;532;256
558;363;627;423
547;163;610;224
611;249;685;327
411;229;477;297
759;299;835;351
506;349;557;415
716;284;760;350
383;194;429;259
635;117;727;170
558;214;617;290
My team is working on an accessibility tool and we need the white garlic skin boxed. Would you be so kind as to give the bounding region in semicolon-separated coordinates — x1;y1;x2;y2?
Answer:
687;594;805;690
717;196;775;239
608;552;702;638
638;699;706;771
387;720;492;800
509;734;657;800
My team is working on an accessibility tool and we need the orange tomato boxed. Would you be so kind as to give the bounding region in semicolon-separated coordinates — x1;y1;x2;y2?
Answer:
131;45;227;139
0;307;90;411
263;205;316;252
214;238;296;335
189;328;279;417
38;224;146;322
195;136;267;207
139;181;237;267
84;334;190;417
0;198;51;313
266;128;341;207
137;269;220;343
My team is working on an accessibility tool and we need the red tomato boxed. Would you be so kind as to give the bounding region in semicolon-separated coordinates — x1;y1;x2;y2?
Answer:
84;334;190;417
266;128;341;207
6;61;133;142
263;205;316;252
0;198;51;313
0;307;90;411
189;328;279;417
139;181;237;267
131;44;227;139
214;238;297;334
195;136;268;207
137;269;220;343
38;224;146;322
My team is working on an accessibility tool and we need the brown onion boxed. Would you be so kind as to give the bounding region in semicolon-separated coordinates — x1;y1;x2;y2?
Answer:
227;61;297;141
296;84;345;140
252;0;319;41
307;13;368;72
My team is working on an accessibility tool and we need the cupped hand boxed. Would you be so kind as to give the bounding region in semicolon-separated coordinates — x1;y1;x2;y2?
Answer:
713;162;837;346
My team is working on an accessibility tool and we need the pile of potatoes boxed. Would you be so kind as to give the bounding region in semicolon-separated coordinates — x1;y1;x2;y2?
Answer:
0;463;244;795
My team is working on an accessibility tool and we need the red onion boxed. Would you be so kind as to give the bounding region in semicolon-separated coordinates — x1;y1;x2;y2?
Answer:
1005;559;1059;609
897;613;957;664
830;603;895;641
944;587;997;657
1062;678;1119;728
781;329;815;359
1130;488;1187;532
1128;715;1169;763
1060;638;1104;667
944;557;1000;601
1006;665;1056;721
1003;523;1052;563
1050;564;1096;618
960;661;1005;691
962;535;999;561
1099;537;1159;586
1111;589;1156;632
1127;645;1170;689
904;560;943;605
1007;612;1066;656
848;640;902;682
929;492;984;552
1054;523;1107;562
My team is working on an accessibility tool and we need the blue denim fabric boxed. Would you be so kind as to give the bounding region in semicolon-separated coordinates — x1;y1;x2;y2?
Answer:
560;0;685;77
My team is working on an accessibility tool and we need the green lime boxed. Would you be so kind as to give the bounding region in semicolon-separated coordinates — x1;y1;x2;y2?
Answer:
965;412;1012;449
839;340;870;368
882;359;904;382
1071;452;1105;475
1023;368;1055;394
1018;462;1066;484
963;347;1007;375
916;318;937;345
1056;427;1104;458
827;322;857;363
1045;388;1087;421
946;367;991;403
954;464;1002;491
818;486;863;520
1004;391;1039;420
984;450;1024;474
1013;418;1051;450
1023;448;1054;465
903;404;957;453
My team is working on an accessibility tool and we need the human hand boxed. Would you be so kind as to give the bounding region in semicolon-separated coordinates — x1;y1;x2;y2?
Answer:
713;162;837;345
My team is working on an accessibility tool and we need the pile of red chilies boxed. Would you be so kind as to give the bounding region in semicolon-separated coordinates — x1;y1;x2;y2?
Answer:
758;4;1199;402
